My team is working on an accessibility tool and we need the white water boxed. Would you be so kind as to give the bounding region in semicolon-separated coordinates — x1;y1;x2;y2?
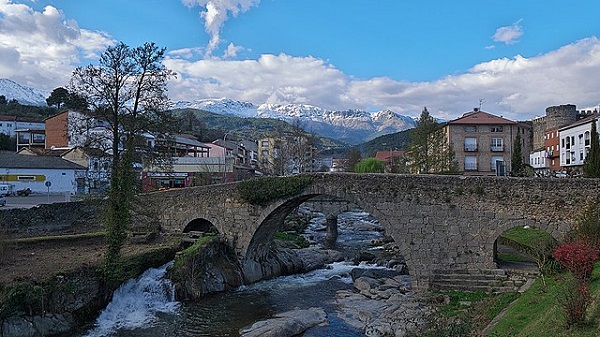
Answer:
84;262;180;337
244;260;392;293
81;210;398;336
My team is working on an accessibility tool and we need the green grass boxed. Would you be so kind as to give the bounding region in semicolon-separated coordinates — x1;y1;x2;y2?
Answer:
500;226;555;249
423;291;519;337
274;231;309;248
488;263;600;337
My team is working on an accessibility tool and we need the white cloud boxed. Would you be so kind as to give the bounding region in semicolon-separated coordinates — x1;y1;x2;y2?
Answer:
166;37;600;122
4;2;600;123
493;19;524;45
165;53;350;108
182;0;260;57
0;1;113;91
223;42;243;58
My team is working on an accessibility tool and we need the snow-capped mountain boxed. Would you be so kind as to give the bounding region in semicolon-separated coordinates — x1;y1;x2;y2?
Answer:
174;98;416;144
0;79;48;106
1;78;416;144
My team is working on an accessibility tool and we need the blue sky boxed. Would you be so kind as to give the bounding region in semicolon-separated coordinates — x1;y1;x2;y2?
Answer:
2;0;600;120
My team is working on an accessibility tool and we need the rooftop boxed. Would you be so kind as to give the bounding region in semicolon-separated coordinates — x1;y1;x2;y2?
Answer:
448;109;517;125
0;151;86;170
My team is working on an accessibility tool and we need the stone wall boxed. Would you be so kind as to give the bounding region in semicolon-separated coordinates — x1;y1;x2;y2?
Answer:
0;201;104;238
145;173;600;291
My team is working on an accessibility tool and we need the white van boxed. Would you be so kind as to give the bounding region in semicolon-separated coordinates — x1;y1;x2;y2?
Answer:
0;184;14;196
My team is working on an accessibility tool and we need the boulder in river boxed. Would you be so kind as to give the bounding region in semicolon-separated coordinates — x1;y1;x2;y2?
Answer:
239;307;328;337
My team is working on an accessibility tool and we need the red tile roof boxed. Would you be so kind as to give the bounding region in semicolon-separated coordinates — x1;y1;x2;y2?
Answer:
375;150;405;162
448;110;517;125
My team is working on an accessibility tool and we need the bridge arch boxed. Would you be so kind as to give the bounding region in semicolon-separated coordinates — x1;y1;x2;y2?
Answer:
183;218;220;234
243;191;414;284
149;173;598;290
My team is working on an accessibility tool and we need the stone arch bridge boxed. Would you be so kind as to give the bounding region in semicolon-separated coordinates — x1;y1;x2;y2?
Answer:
144;173;600;290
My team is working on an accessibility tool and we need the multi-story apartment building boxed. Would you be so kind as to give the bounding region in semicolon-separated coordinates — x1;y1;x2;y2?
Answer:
530;127;561;175
558;114;599;173
257;135;317;175
45;110;111;150
0;116;44;138
445;108;531;175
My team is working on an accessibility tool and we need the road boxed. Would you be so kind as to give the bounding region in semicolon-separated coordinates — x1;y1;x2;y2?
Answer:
1;193;74;210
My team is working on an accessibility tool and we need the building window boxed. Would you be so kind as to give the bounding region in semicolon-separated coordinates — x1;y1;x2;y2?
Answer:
585;131;591;146
464;137;477;152
464;156;477;171
491;156;504;171
261;141;269;148
464;125;477;132
490;126;503;132
491;138;503;152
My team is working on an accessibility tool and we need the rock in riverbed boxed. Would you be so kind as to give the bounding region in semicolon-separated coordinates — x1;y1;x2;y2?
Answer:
239;307;328;337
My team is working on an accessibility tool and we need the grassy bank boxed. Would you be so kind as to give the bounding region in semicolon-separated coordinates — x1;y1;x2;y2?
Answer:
487;263;600;337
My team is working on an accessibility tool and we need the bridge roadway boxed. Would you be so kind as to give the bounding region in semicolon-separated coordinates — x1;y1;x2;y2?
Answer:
143;173;600;290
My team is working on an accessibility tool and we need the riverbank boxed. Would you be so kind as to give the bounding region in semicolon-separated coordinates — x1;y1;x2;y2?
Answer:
0;231;179;337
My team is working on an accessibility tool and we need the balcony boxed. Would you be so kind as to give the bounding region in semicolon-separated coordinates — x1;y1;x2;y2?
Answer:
464;145;478;152
491;146;504;152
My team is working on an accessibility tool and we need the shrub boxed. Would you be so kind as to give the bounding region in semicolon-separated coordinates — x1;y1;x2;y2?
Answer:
553;240;598;283
556;276;591;327
237;176;312;205
553;240;599;326
354;158;384;173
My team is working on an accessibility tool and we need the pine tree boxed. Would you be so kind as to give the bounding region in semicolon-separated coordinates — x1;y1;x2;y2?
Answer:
511;132;524;176
406;107;456;174
583;119;600;177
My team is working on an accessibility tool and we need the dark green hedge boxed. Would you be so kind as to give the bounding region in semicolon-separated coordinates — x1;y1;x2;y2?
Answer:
237;176;313;205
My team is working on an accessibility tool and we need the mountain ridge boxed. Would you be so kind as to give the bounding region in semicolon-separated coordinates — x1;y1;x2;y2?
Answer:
173;98;416;144
0;79;48;106
1;79;416;145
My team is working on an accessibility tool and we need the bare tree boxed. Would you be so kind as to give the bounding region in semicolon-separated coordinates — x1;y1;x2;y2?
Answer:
70;41;175;277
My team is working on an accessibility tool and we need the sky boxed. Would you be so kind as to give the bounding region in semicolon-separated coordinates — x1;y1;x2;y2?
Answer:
2;0;600;121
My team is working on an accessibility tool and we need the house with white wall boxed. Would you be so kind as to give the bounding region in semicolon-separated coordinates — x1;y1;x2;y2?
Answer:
558;114;599;173
0;151;86;194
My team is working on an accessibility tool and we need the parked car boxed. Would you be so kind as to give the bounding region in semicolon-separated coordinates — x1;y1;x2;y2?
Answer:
0;195;6;207
0;184;13;197
17;188;31;196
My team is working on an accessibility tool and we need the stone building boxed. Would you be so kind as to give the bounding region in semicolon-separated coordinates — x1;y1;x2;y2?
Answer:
444;108;531;176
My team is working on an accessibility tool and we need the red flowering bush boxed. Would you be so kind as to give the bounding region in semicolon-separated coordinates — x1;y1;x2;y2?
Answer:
554;240;599;283
553;240;599;326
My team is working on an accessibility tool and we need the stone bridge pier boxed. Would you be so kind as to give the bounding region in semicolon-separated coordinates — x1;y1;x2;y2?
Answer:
144;173;600;291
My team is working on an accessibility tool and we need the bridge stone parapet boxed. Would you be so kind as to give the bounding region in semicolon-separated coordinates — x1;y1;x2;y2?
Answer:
144;173;600;291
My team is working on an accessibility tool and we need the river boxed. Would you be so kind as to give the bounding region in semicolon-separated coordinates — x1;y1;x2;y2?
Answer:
81;209;405;337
